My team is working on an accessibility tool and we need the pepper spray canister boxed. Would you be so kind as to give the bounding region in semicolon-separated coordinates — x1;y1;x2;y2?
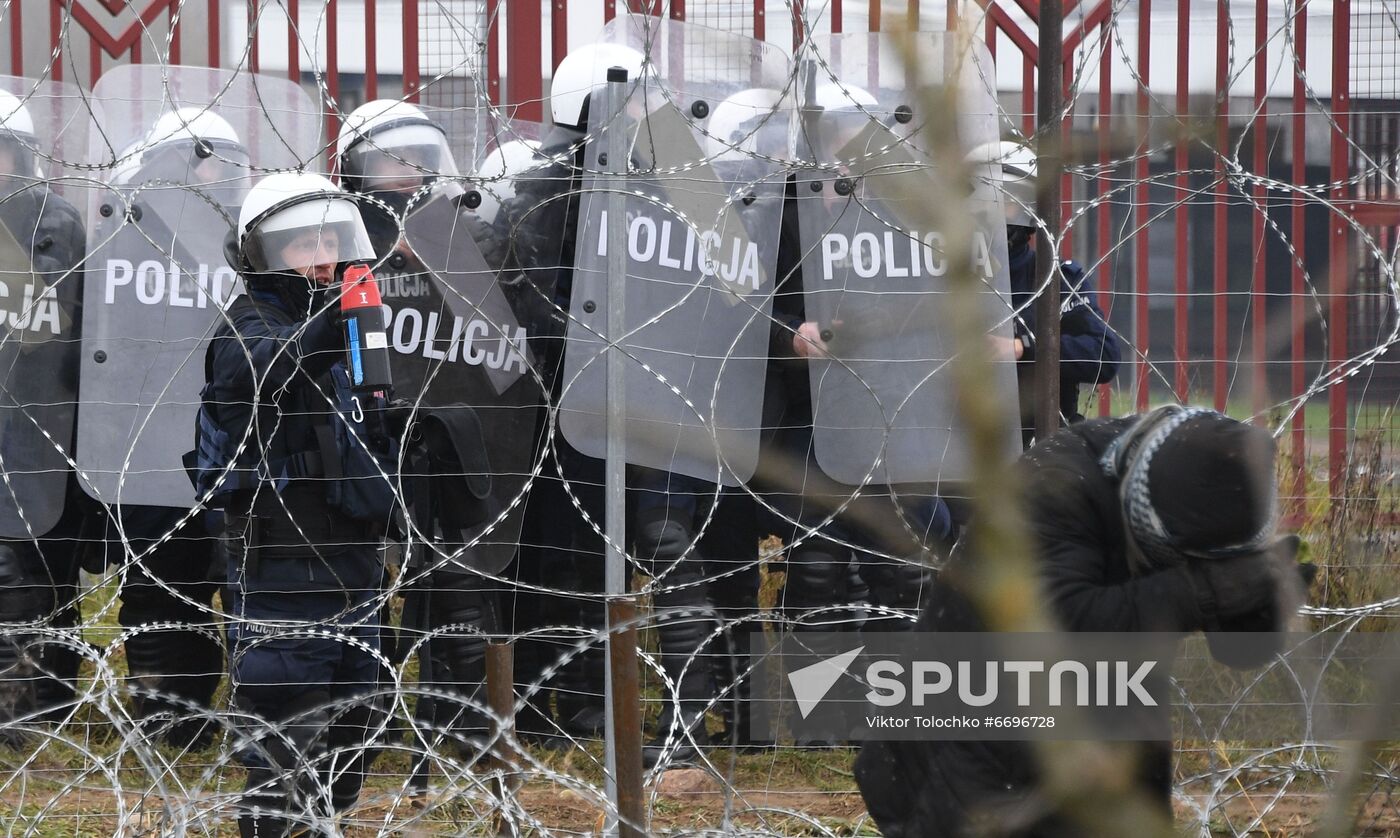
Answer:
340;262;392;393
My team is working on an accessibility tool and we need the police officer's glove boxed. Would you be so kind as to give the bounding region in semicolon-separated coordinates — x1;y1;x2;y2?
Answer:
1186;535;1312;630
384;399;422;445
309;284;344;326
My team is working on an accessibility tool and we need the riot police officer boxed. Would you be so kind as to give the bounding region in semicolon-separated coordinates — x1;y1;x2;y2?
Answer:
195;172;394;837
102;108;244;747
334;98;521;755
971;141;1121;444
0;86;92;737
774;80;956;650
491;42;650;746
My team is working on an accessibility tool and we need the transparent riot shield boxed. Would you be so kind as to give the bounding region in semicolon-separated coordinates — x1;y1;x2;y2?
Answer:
393;187;543;574
78;65;321;508
793;32;1020;486
0;74;97;200
0;213;77;538
0;77;91;537
560;16;790;486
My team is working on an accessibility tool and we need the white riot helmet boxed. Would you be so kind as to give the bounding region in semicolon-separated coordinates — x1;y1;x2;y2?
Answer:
474;138;542;225
235;171;375;276
803;82;880;161
0;89;37;177
109;137;150;187
143;106;247;168
139;106;249;205
336;99;457;195
549;42;648;129
966;140;1036;229
704;88;785;163
812;82;878;113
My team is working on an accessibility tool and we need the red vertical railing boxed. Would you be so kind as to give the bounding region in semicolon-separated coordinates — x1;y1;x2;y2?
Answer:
1251;0;1269;416
1290;1;1309;509
169;3;181;64
326;0;340;150
208;0;220;68
508;1;542;120
8;2;21;76
49;2;61;81
1327;0;1352;498
1096;7;1113;416
402;1;419;101
487;0;501;105
1212;0;1229;411
250;2;260;74
364;0;378;100
552;0;568;73
286;0;299;83
1173;0;1190;400
1134;0;1153;412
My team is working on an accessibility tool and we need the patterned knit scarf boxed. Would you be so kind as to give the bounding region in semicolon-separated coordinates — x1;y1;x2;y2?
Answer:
1101;405;1278;568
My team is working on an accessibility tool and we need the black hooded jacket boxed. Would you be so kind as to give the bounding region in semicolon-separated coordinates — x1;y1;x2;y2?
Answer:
854;417;1238;837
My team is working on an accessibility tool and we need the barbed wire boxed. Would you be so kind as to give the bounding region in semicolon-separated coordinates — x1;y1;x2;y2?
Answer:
0;2;1391;835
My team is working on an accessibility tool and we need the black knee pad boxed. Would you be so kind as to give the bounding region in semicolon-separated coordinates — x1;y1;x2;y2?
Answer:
782;547;852;613
0;544;50;624
636;515;695;576
430;574;497;678
122;626;223;714
863;557;931;613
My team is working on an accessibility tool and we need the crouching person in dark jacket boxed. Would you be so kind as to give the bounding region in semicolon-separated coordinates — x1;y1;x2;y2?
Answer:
854;406;1314;837
194;172;397;838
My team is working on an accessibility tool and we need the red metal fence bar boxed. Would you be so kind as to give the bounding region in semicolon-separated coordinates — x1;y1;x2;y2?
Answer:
508;0;542;121
1096;7;1112;416
1173;0;1189;401
169;2;180;63
552;0;568;72
1252;0;1268;416
208;0;220;68
286;0;299;84
402;1;419;101
326;0;340;149
364;0;378;100
49;2;60;81
1328;0;1352;498
8;2;20;76
487;0;501;105
1213;0;1229;412
1135;0;1152;413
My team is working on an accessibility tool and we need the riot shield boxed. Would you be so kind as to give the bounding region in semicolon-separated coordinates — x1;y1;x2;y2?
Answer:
560;15;790;486
0;77;91;538
0;74;97;200
793;32;1020;486
388;186;543;574
77;66;321;508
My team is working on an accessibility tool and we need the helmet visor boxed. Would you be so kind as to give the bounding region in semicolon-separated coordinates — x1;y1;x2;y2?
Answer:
138;140;252;207
243;195;376;274
344;122;458;192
